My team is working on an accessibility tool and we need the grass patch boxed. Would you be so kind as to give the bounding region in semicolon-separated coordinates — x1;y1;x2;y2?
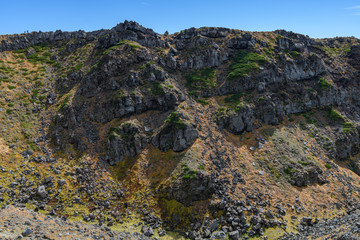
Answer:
182;165;197;179
115;90;125;99
59;94;71;111
105;40;142;54
342;122;355;134
225;92;243;104
326;108;344;122
74;63;83;71
302;111;316;124
140;60;154;69
318;77;331;89
13;49;27;54
284;167;294;174
227;50;267;80
325;164;332;169
258;96;265;102
165;112;185;129
150;82;164;95
289;50;301;58
185;67;216;94
196;98;209;105
298;161;309;166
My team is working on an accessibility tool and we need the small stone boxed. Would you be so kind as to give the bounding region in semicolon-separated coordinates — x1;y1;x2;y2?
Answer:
22;228;32;237
58;179;66;186
211;231;226;239
37;185;47;198
229;230;239;240
141;226;154;237
158;230;166;237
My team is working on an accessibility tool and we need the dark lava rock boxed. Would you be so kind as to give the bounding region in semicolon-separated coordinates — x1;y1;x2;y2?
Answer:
22;228;33;237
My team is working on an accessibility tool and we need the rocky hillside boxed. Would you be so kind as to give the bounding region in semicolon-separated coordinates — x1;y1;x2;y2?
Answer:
1;21;360;239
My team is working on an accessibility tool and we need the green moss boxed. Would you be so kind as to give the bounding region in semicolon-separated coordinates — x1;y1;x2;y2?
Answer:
284;167;294;174
342;122;355;134
182;165;197;179
115;90;125;99
325;164;332;169
318;77;331;89
289;50;301;58
196;98;209;105
183;171;197;179
227;50;267;80
258;96;265;102
326;108;344;122
298;161;309;166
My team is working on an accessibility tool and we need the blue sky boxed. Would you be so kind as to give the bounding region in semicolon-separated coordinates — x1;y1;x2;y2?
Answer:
1;0;360;38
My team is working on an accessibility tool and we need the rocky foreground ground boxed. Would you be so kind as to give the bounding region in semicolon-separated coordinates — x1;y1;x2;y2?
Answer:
0;204;360;240
0;205;141;240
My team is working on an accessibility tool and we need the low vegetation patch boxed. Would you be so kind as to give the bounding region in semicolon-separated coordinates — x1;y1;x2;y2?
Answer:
182;165;197;179
325;164;332;169
150;82;164;95
302;111;316;124
326;108;344;122
227;50;267;80
185;67;216;95
105;40;142;54
289;50;301;58
115;90;125;99
342;122;355;134
318;77;331;89
165;112;185;129
196;98;209;105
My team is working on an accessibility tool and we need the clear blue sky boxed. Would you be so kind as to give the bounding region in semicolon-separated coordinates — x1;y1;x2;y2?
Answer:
1;0;360;38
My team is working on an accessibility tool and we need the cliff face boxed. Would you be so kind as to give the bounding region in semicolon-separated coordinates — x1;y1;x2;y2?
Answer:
1;21;360;238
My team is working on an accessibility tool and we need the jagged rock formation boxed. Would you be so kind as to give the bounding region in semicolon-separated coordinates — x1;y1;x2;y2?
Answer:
2;21;360;239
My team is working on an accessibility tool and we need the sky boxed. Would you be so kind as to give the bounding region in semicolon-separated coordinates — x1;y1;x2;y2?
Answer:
1;0;360;38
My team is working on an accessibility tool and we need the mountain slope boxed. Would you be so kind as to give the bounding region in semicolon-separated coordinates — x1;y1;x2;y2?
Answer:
1;21;360;239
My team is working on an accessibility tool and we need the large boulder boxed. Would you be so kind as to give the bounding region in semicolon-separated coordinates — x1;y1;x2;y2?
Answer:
152;112;198;152
106;120;148;165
